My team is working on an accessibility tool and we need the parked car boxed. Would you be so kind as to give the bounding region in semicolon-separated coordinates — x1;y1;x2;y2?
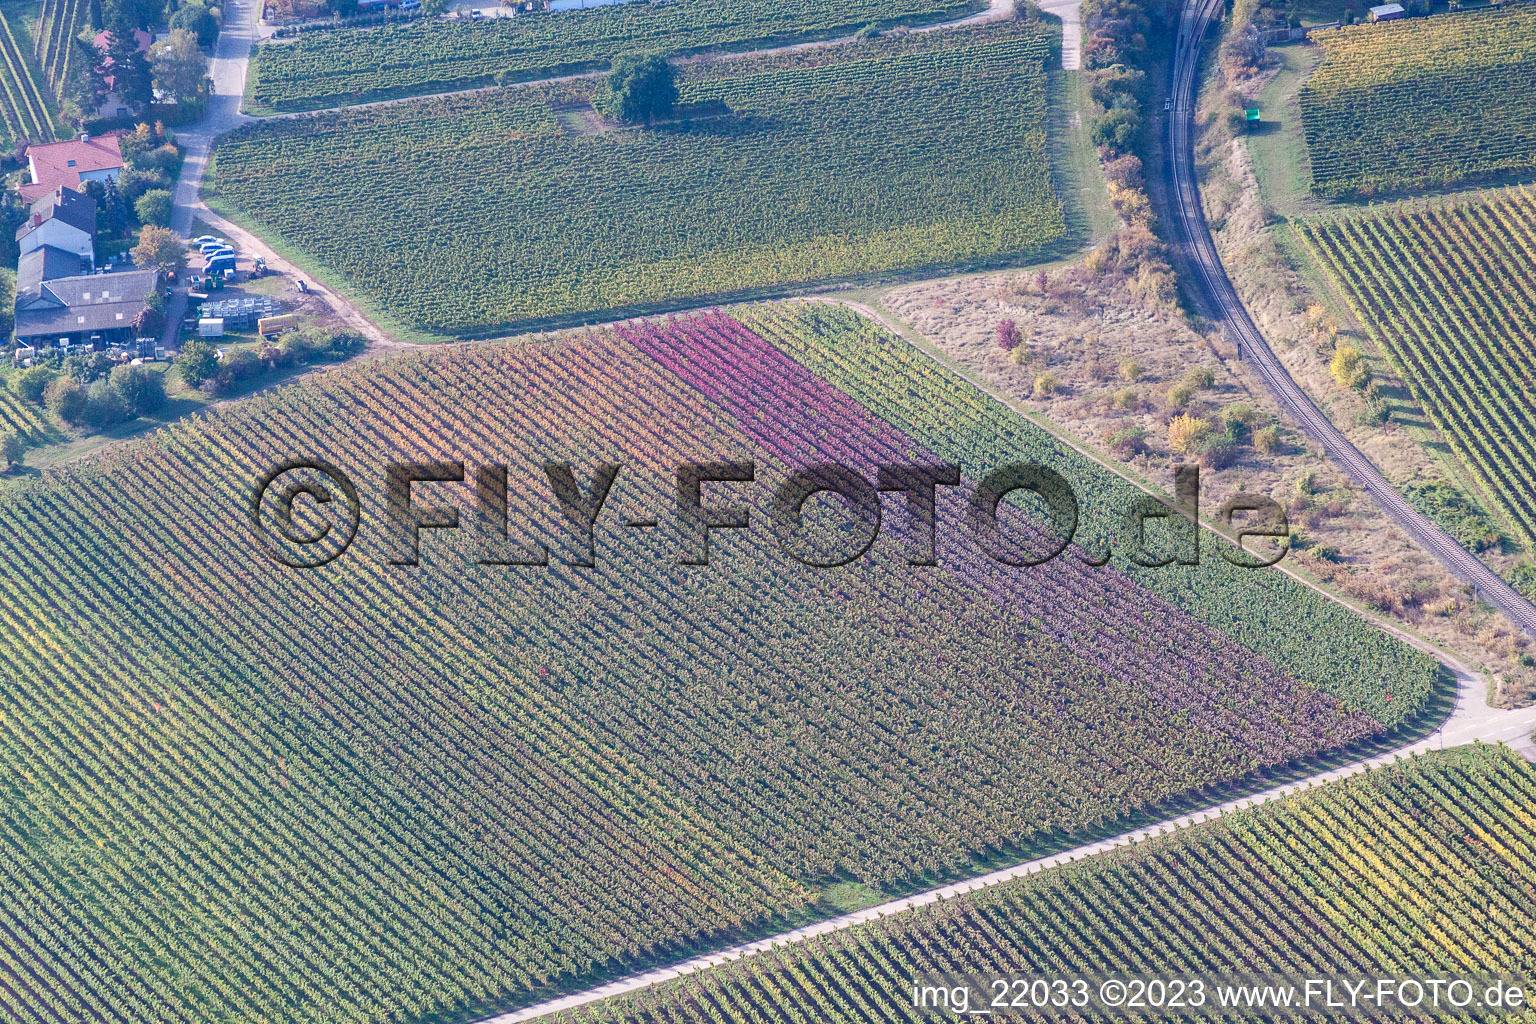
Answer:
399;0;421;10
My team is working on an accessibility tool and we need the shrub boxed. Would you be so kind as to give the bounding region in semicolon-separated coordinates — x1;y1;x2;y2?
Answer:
1167;413;1211;453
1183;365;1216;389
82;380;130;429
1222;402;1256;427
1118;358;1143;381
1091;106;1141;152
1330;344;1369;390
176;341;220;389
1112;386;1139;410
1032;372;1059;397
995;319;1023;352
44;377;88;424
1199;439;1239;469
1106;424;1148;456
109;364;167;417
13;365;57;404
602;54;678;124
1253;424;1282;453
0;431;22;470
135;189;174;227
1166;380;1195;408
64;351;115;385
213;350;264;394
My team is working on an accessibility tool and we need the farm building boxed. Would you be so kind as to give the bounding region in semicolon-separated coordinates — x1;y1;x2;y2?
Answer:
20;134;126;203
15;188;97;264
1369;3;1405;20
13;248;157;348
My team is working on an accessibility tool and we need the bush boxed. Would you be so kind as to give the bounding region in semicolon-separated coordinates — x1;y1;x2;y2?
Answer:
134;189;173;227
1183;365;1216;389
116;167;172;205
170;1;220;46
602;54;678;124
1166;380;1194;408
1167;413;1210;453
1112;386;1139;410
1090;106;1141;152
1254;424;1282;453
1330;344;1369;390
109;364;167;417
13;364;57;404
0;431;22;470
1222;402;1257;427
176;341;220;389
212;349;263;394
44;377;87;424
1118;357;1143;381
64;351;115;385
82;380;130;429
1032;372;1059;397
1106;424;1148;456
995;319;1023;352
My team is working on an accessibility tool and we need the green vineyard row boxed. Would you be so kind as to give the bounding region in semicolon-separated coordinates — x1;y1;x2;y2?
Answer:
244;0;985;112
211;25;1067;337
1299;6;1536;197
551;745;1536;1023
1299;186;1536;546
0;302;1433;1023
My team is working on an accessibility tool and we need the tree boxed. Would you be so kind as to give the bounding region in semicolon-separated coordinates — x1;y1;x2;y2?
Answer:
0;432;23;471
133;224;186;274
1167;413;1211;454
150;29;208;104
134;188;172;226
1329;344;1369;390
995;319;1022;352
44;376;89;425
175;340;219;389
82;379;129;429
108;363;166;416
604;55;677;124
13;365;57;404
169;1;220;46
133;304;165;337
104;27;154;113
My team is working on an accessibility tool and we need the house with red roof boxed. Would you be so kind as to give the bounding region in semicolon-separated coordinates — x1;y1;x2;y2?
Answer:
90;29;155;121
20;133;125;203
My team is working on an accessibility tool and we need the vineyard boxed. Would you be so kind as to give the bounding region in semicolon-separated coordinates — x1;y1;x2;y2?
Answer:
0;302;1436;1023
1298;186;1536;546
0;385;47;440
0;7;55;146
212;26;1067;337
548;745;1536;1023
33;0;84;97
1298;6;1536;197
243;0;984;112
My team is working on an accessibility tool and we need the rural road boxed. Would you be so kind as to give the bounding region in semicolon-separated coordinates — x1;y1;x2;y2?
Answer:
161;0;401;349
1160;0;1536;638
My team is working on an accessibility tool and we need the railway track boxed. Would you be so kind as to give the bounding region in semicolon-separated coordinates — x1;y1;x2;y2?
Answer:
1162;0;1536;638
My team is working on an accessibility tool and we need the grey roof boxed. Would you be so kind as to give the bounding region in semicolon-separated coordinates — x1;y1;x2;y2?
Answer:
16;187;97;242
16;245;85;304
14;265;157;339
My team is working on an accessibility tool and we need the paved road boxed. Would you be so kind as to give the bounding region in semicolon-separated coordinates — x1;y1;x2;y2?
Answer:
1160;0;1536;638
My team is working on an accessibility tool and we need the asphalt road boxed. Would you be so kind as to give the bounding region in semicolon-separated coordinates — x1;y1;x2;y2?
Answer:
1160;0;1536;638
